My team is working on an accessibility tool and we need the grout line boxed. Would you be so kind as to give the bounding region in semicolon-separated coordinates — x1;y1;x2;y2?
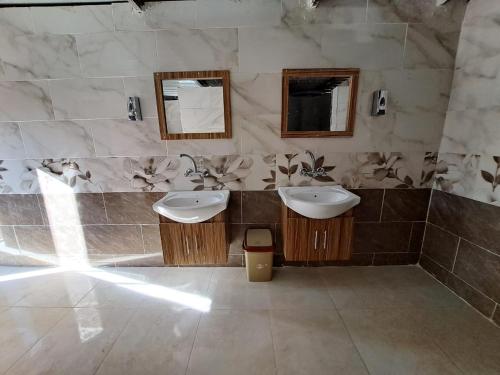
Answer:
267;310;279;375
139;224;146;254
101;192;110;224
407;222;414;252
450;237;461;273
378;189;386;222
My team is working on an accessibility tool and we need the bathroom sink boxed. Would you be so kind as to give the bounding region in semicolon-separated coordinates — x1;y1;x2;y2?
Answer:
278;186;360;219
152;190;230;223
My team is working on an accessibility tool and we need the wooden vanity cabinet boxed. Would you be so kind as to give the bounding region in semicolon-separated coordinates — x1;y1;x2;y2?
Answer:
282;204;354;262
160;211;228;265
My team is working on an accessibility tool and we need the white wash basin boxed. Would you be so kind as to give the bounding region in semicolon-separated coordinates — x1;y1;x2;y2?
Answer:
153;190;229;223
278;186;360;219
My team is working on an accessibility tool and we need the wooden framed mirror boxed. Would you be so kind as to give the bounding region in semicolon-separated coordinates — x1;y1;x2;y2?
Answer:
281;68;359;138
154;70;232;140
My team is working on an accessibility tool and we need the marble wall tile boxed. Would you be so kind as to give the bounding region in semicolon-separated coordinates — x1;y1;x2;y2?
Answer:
38;192;107;226
49;78;126;120
448;70;500;112
433;153;480;198
238;25;328;73
321;24;406;70
196;0;281;28
463;0;500;26
123;76;157;118
0;34;80;80
103;192;162;224
0;81;54;122
127;156;179;192
404;24;460;69
31;5;114;34
91;118;166;157
231;73;281;117
282;0;367;25
454;239;500;303
156;28;238;71
76;31;157;77
441;109;500;155
0;123;25;159
20;121;95;159
0;8;34;36
112;1;196;31
82;224;144;254
0;194;43;225
167;139;240;156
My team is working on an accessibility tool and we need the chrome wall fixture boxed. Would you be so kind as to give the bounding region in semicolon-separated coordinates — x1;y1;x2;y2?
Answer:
371;90;388;116
127;96;142;121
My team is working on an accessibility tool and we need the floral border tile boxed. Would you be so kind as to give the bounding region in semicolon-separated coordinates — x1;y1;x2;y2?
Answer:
127;156;179;192
433;153;480;197
472;155;500;206
420;152;438;188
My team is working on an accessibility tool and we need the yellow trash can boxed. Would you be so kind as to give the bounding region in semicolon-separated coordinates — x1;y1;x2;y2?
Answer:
243;228;274;282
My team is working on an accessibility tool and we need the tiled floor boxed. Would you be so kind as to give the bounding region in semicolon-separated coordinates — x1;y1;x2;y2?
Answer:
0;265;498;375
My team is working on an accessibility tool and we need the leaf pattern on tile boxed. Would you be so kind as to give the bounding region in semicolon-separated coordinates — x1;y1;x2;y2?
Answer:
261;154;276;190
0;160;11;193
434;153;479;197
278;153;299;185
420;152;438;188
359;152;415;188
31;159;96;191
128;157;179;192
202;155;253;190
474;155;500;206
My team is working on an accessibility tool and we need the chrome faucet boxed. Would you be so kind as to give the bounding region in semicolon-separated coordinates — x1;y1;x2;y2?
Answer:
180;154;209;178
300;150;327;178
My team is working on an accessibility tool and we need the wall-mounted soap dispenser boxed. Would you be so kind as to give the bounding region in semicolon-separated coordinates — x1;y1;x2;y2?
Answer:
128;97;142;121
371;90;388;116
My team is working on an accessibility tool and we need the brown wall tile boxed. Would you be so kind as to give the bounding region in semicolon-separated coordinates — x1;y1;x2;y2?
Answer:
228;191;241;223
351;189;383;222
0;195;43;225
14;225;86;256
82;225;144;254
493;305;500;326
38;193;107;225
419;254;450;284
373;252;419;265
421;223;459;270
408;222;425;253
242;191;280;224
0;225;18;250
445;273;497;317
353;222;412;253
453;240;500;303
381;189;431;221
141;224;161;253
103;192;163;224
113;252;164;267
428;190;500;256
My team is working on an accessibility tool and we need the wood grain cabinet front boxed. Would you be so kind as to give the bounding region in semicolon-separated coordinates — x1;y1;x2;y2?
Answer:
159;211;229;265
282;204;353;262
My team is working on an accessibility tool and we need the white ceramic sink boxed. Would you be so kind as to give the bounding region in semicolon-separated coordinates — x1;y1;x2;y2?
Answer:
152;190;230;223
278;186;360;219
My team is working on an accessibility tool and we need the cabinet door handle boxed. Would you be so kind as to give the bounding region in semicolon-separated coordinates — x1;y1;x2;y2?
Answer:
194;235;198;253
314;230;318;250
185;237;190;255
323;230;327;250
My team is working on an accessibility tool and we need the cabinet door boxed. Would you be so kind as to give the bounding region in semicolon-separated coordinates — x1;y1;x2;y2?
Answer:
284;218;311;261
323;218;342;260
160;223;188;265
338;217;354;260
307;220;327;261
188;223;227;265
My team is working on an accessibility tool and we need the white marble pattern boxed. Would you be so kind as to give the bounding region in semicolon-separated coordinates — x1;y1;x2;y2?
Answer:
167;138;240;156
78;157;133;192
76;31;157;77
0;123;25;160
31;5;114;34
238;25;328;73
463;0;500;26
231;73;281;116
112;1;196;31
91;118;167;157
49;78;126;120
196;0;281;28
321;23;407;69
282;0;367;25
123;76;158;118
0;81;54;122
20;121;95;159
156;28;238;71
0;8;34;36
0;34;80;80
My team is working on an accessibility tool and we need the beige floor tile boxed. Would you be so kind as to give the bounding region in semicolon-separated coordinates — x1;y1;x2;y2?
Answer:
6;307;134;375
96;307;200;375
0;307;68;374
339;307;463;375
187;309;276;375
271;309;369;375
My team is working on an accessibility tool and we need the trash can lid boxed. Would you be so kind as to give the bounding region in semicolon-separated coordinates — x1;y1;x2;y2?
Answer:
244;228;274;252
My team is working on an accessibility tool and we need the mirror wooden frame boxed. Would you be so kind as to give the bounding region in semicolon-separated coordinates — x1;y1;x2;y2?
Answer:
154;70;232;140
281;68;360;138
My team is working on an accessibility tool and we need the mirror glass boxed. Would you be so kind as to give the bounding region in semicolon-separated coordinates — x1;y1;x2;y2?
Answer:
282;69;359;138
288;77;350;132
162;78;224;134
